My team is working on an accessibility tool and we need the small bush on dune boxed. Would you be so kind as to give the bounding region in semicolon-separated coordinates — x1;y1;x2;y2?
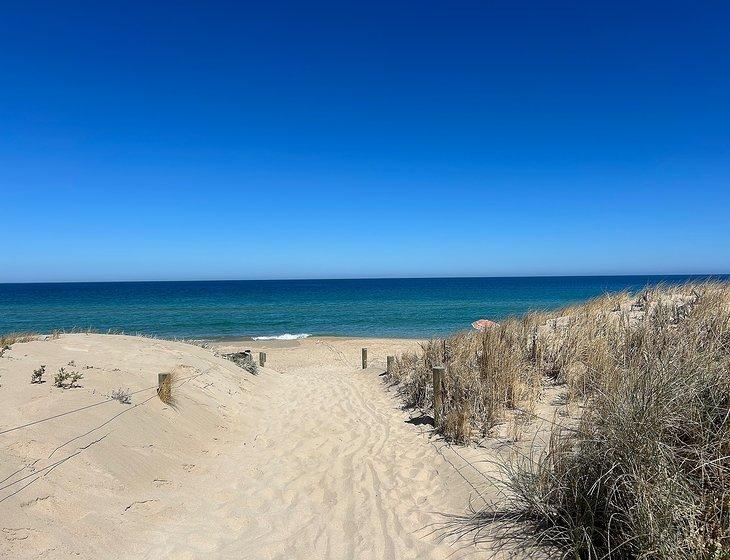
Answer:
240;354;259;375
53;367;83;389
54;367;70;387
68;371;83;388
111;387;132;404
31;365;46;384
224;352;259;375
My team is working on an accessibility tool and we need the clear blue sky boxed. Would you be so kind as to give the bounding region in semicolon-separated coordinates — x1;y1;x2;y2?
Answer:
2;1;729;282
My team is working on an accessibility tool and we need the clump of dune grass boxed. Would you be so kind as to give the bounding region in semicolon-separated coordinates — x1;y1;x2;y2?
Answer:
488;283;730;559
388;316;545;442
397;281;730;558
157;372;174;404
0;332;38;352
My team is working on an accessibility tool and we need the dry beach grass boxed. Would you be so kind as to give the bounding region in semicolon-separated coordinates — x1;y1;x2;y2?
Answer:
389;282;730;559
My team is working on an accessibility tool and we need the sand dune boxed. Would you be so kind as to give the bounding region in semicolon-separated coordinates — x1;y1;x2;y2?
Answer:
0;334;500;559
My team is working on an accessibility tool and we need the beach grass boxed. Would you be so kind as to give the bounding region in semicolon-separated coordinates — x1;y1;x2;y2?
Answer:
0;332;39;348
390;281;730;558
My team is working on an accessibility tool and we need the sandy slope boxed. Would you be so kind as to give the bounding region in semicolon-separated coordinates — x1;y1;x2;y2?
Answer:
0;334;500;559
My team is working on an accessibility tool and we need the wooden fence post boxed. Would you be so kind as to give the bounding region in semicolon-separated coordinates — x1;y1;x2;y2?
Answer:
259;352;267;367
432;366;445;427
530;327;538;365
386;356;394;375
361;348;368;369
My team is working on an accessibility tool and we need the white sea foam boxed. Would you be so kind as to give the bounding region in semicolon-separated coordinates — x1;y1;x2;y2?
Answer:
252;333;311;340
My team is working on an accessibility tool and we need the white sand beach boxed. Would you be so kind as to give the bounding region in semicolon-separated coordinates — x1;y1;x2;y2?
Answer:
0;334;507;559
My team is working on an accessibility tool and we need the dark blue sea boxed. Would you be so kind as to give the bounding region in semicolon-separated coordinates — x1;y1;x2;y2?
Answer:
0;276;725;340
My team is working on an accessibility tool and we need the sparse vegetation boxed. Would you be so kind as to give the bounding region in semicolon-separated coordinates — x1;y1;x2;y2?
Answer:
0;332;38;358
31;365;46;384
0;332;38;348
224;351;259;375
391;282;730;559
110;387;132;404
68;371;83;387
54;367;69;387
53;367;83;388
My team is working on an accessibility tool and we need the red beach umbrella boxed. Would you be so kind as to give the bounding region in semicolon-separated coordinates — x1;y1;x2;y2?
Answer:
471;319;499;331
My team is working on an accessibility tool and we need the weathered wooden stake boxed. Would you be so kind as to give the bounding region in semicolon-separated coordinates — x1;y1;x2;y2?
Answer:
432;366;445;427
386;355;394;375
530;327;538;365
361;348;368;369
259;351;267;367
158;372;169;392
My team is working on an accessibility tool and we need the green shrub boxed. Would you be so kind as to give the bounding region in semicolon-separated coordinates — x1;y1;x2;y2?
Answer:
31;365;45;384
54;367;83;389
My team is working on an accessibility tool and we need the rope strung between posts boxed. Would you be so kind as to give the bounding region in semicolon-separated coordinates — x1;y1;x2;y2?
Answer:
0;369;214;504
0;371;205;436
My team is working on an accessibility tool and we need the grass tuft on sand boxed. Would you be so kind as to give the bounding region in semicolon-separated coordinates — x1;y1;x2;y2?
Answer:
0;332;38;349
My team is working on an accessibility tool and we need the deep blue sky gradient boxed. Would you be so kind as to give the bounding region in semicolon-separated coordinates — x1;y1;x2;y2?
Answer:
2;1;729;281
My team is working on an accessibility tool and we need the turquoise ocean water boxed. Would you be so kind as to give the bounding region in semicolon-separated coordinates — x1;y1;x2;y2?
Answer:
0;276;725;340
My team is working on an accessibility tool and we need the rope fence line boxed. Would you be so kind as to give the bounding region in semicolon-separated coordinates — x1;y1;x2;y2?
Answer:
47;393;160;459
0;371;205;437
0;369;212;504
0;437;108;505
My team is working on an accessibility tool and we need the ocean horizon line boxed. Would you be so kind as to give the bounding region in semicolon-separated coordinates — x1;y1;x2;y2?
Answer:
1;272;728;286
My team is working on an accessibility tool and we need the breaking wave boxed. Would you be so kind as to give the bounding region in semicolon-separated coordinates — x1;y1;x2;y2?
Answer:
252;333;311;340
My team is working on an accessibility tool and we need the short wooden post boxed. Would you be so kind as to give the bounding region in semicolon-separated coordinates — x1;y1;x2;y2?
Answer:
158;373;169;392
530;327;538;365
386;356;394;375
432;366;445;427
361;348;367;369
259;352;267;367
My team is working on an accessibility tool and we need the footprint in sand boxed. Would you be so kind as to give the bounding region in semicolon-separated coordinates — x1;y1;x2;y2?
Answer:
2;527;32;541
123;499;159;515
19;495;51;508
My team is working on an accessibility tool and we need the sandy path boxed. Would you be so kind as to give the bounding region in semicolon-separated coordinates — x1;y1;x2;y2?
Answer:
149;337;494;559
1;335;497;559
